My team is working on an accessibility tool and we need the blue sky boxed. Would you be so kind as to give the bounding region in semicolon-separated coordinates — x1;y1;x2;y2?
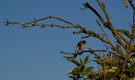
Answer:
0;0;134;80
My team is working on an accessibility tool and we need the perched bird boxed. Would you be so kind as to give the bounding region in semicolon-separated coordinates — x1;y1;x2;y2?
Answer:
63;40;86;59
75;40;86;53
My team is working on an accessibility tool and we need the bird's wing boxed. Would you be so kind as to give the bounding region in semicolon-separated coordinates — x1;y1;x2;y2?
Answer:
75;41;81;52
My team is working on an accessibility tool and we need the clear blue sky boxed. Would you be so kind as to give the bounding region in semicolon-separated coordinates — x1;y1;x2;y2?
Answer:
0;0;134;80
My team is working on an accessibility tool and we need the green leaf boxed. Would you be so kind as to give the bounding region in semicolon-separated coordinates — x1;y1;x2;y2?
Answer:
85;60;91;64
79;58;85;71
72;67;81;73
84;55;91;64
67;58;81;66
84;66;93;72
80;58;83;64
93;59;103;65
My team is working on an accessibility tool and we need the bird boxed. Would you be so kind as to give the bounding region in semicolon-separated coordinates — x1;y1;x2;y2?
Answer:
63;40;86;59
75;40;86;53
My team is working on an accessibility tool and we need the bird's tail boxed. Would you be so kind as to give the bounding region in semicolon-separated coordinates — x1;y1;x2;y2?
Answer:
75;47;79;53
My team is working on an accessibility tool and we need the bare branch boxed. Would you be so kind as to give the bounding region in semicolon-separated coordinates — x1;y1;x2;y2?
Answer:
4;16;80;28
61;48;115;59
96;0;127;49
82;1;129;49
73;26;110;44
82;2;108;28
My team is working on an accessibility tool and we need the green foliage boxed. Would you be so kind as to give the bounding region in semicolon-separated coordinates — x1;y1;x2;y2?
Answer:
67;58;82;67
84;55;91;64
84;67;93;72
66;55;93;80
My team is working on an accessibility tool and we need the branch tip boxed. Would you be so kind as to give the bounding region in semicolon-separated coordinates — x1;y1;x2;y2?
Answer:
4;19;10;26
61;51;64;53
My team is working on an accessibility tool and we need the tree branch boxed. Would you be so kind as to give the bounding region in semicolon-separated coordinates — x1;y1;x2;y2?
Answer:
82;1;128;50
82;2;108;28
73;26;110;44
61;48;115;59
4;16;80;28
128;0;134;10
96;0;127;49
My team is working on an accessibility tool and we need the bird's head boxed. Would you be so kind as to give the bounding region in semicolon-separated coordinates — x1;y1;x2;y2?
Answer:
82;40;86;44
